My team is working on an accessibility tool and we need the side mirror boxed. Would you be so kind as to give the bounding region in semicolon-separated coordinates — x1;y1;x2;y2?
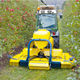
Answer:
60;15;63;19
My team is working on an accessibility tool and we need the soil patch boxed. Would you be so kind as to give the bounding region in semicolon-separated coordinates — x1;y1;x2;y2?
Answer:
0;45;23;70
0;53;8;70
11;45;23;55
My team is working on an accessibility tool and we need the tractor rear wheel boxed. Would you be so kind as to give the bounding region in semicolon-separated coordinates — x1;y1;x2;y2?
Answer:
53;36;59;48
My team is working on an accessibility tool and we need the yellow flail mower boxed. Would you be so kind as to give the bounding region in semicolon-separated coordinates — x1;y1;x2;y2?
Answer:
9;29;76;70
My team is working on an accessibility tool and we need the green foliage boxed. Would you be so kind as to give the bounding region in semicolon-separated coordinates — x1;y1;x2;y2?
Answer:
60;0;80;63
60;0;80;80
0;0;37;55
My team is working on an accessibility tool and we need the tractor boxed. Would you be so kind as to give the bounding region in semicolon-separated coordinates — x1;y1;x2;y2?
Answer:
9;29;76;70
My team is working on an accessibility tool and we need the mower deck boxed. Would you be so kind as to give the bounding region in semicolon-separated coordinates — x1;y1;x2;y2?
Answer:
10;48;75;69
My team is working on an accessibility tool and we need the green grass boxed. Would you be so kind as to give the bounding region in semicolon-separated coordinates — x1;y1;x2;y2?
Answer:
0;0;80;80
0;66;71;80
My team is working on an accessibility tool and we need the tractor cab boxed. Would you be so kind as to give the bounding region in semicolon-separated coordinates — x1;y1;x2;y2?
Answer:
36;5;59;48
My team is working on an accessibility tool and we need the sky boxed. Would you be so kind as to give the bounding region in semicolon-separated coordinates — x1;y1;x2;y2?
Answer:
38;0;66;9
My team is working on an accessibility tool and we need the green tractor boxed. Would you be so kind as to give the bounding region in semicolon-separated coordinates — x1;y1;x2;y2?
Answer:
36;5;59;48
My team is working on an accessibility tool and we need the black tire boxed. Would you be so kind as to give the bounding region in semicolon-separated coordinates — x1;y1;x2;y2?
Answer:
53;36;59;48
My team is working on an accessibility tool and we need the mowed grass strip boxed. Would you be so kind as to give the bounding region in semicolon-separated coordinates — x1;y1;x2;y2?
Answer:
0;0;80;80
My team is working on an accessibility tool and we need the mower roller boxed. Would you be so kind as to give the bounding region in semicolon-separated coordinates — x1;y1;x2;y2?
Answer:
9;29;76;70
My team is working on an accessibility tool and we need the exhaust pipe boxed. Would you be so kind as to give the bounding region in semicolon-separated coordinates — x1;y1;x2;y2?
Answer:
40;0;47;5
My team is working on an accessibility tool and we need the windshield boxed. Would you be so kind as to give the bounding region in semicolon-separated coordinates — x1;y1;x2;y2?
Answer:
38;14;56;28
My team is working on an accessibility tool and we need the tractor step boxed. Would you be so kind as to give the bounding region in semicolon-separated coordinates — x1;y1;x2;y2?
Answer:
29;58;50;70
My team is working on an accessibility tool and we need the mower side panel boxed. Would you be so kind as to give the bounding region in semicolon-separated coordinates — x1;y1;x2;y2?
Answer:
10;59;20;66
61;62;73;68
9;48;28;66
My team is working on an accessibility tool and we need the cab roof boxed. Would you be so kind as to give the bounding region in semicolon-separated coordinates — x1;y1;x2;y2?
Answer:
38;5;56;10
